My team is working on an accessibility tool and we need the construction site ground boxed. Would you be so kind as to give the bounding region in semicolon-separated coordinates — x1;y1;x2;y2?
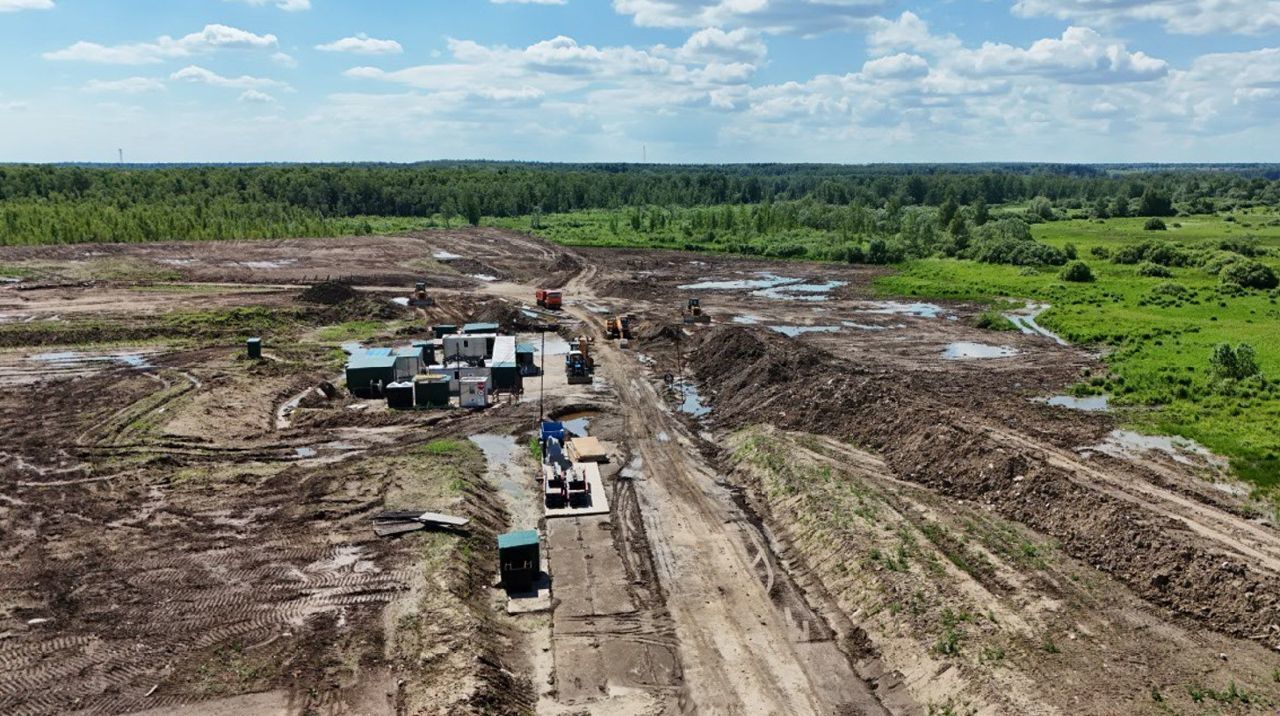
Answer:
1;229;1278;715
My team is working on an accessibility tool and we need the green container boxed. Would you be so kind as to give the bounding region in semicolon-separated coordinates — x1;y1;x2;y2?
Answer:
414;374;451;407
247;337;262;360
433;324;458;339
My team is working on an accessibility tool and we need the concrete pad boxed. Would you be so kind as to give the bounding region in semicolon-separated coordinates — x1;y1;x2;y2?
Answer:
552;635;680;706
543;460;610;518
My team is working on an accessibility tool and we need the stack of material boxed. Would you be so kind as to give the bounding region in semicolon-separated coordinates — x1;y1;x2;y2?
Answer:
373;510;470;537
567;436;607;463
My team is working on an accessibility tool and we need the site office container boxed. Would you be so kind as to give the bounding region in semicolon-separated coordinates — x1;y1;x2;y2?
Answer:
441;334;494;364
462;322;500;335
431;364;491;394
345;351;397;397
498;530;540;592
489;336;522;394
432;324;457;339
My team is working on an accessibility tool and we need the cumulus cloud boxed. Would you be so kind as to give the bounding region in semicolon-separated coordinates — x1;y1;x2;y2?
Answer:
860;53;929;80
1012;0;1280;36
316;34;404;55
43;24;278;65
0;0;54;12
238;89;277;103
83;77;167;94
676;27;767;64
170;65;288;89
271;51;298;68
954;27;1168;84
612;0;889;35
225;0;310;11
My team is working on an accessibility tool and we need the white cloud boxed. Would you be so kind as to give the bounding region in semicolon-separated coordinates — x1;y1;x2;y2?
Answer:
271;51;298;68
677;27;767;64
171;65;288;89
238;89;277;103
860;53;929;80
0;0;53;12
225;0;311;11
83;77;167;94
1012;0;1280;36
955;27;1168;84
612;0;889;35
43;24;278;65
316;34;404;55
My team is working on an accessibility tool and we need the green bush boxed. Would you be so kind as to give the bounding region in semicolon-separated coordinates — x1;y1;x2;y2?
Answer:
1144;217;1167;231
1060;261;1095;283
1136;262;1172;278
1210;343;1261;380
1220;260;1279;290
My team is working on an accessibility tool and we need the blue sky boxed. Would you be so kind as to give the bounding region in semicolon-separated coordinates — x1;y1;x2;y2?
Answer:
1;0;1278;163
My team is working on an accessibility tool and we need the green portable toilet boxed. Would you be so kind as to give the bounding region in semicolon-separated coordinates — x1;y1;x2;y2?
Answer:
498;530;540;593
412;341;436;365
247;337;262;360
385;381;414;410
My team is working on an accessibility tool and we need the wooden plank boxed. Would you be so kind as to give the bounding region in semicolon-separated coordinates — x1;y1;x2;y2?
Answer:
567;437;607;463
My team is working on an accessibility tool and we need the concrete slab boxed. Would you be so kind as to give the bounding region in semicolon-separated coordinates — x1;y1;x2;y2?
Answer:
547;516;635;618
543;460;610;518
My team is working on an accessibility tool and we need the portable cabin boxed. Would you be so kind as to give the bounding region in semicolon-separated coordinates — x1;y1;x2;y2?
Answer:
498;530;540;593
432;364;491;394
413;374;451;408
442;334;491;364
460;376;489;409
462;322;500;336
393;347;426;381
346;350;398;397
246;337;262;360
385;381;415;409
411;341;436;366
489;336;521;394
432;324;458;339
516;342;538;376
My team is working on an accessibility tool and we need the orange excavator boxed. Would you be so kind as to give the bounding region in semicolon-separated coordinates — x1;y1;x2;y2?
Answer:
605;315;632;340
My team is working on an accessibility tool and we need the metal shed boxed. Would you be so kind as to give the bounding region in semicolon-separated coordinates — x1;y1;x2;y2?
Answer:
498;530;540;593
346;351;398;397
432;324;458;339
462;322;500;335
489;335;521;394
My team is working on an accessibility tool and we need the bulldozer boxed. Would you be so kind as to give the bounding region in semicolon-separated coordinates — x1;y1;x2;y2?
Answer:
605;315;632;340
682;297;710;324
565;350;593;385
409;280;434;307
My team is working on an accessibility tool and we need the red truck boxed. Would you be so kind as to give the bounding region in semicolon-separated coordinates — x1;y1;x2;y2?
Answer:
536;289;563;310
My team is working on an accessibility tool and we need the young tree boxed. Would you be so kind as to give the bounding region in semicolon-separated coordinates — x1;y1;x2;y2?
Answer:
1137;187;1175;217
971;198;990;227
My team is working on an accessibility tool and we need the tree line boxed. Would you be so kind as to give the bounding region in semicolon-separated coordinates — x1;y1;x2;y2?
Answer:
2;162;1280;246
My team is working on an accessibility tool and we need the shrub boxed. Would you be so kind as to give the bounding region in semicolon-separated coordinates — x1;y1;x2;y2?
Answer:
1089;246;1111;259
1136;262;1172;278
1220;260;1279;290
1219;238;1265;257
1210;343;1261;380
976;311;1016;331
1060;261;1095;283
1144;218;1167;231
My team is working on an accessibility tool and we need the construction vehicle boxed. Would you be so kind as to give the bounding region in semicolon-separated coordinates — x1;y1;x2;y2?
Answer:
409;280;434;307
573;335;595;371
683;297;710;324
605;315;632;340
536;289;563;311
565;351;592;385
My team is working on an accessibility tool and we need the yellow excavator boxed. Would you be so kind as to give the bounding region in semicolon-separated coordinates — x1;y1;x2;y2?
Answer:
605;315;632;340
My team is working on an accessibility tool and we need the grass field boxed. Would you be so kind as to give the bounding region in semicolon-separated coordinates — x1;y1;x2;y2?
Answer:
880;212;1280;490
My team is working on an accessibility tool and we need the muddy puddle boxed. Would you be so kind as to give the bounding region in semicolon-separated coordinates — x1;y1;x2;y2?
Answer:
529;333;571;356
470;433;540;529
1087;430;1227;470
753;280;846;302
841;321;894;331
733;315;764;325
857;301;949;319
433;250;462;260
673;380;711;418
679;272;799;291
470;274;498;282
770;325;841;337
559;412;592;437
31;350;155;370
1039;394;1110;412
1005;303;1068;345
238;259;297;270
941;342;1018;360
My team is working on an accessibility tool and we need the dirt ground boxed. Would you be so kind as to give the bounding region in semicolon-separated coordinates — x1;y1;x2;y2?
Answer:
1;230;1278;715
